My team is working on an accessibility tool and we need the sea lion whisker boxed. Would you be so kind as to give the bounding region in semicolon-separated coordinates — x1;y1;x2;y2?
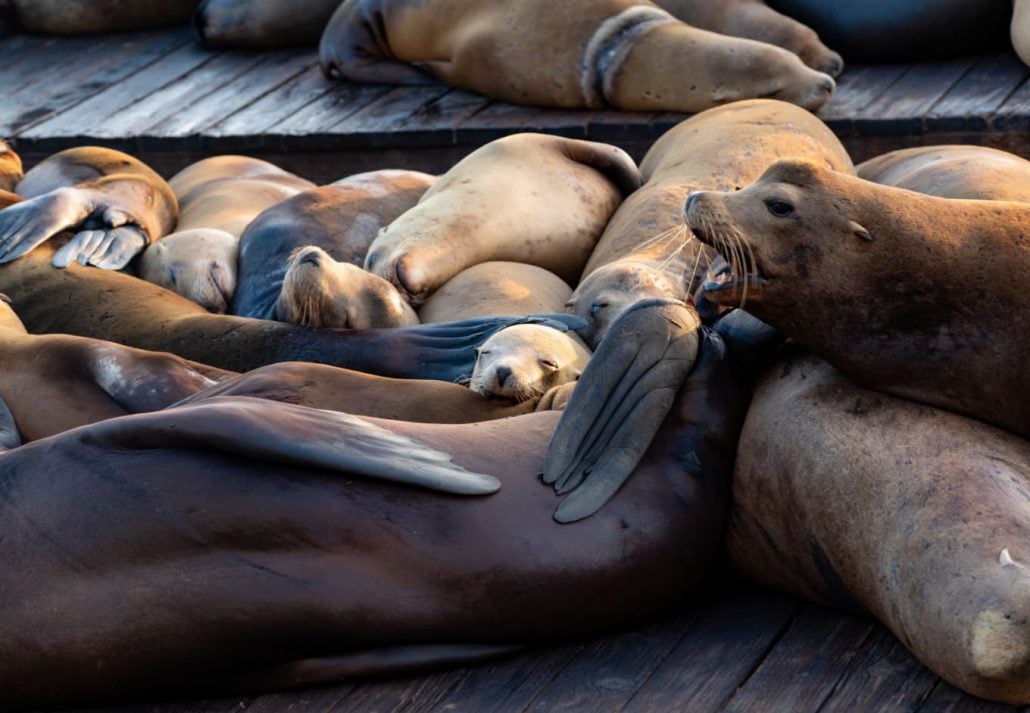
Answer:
684;240;704;296
658;242;685;273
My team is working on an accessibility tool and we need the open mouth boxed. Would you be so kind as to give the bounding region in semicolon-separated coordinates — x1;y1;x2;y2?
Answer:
702;255;767;301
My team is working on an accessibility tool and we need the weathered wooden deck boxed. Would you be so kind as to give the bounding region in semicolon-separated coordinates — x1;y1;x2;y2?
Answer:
6;29;1030;713
2;28;1030;182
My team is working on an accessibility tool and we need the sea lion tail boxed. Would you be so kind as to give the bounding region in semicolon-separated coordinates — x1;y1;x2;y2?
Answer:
559;138;643;197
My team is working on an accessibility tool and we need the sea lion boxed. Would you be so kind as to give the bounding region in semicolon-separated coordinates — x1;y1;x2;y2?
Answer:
0;139;22;192
196;0;342;48
419;262;573;323
686;158;1030;438
1;147;177;270
857;145;1030;203
0;301;765;709
0;240;581;380
654;0;842;76
468;324;591;403
139;229;239;314
10;0;196;34
766;0;1010;62
729;352;1030;705
320;0;836;112
364;133;642;304
275;245;418;329
233;171;435;321
569;99;853;348
1015;0;1030;67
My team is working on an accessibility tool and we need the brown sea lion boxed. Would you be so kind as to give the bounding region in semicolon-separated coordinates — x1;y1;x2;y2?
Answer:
686;158;1030;437
196;0;342;48
0;240;582;380
570;99;853;348
10;0;196;34
729;352;1030;705
364;133;641;303
0;139;22;192
654;0;842;75
857;145;1030;203
1;147;177;270
320;0;836;112
0;301;766;709
420;262;573;323
233;171;435;320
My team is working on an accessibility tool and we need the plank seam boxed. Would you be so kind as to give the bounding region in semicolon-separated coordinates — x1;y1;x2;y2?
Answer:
197;61;318;136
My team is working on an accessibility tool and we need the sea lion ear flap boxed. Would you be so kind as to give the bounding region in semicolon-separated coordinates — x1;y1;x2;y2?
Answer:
850;221;872;242
0;395;22;453
542;298;700;523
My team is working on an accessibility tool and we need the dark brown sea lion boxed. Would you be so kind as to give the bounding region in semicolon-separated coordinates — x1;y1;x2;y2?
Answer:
320;0;836;112
0;302;769;710
233;172;435;321
10;0;196;34
729;352;1030;705
196;0;342;48
686;158;1030;438
1;147;177;270
569;99;853;348
0;240;581;380
857;145;1030;203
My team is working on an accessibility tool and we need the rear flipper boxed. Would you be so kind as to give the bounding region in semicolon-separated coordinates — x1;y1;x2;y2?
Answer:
51;225;147;270
88;395;501;495
85;344;220;413
0;187;90;264
543;298;701;523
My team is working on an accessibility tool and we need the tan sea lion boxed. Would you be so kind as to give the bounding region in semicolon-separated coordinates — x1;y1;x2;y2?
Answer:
1015;0;1030;67
419;262;573;323
0;301;766;709
570;99;853;348
275;245;418;329
1;147;177;270
654;0;842;75
857;145;1030;202
234;172;435;320
686;158;1030;438
729;352;1030;705
320;0;836;112
139;229;239;314
0;239;582;380
468;324;591;403
364;133;642;304
196;0;342;48
10;0;195;34
0;139;22;192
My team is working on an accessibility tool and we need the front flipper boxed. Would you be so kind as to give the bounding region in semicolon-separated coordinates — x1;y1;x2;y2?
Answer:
51;225;147;270
88;396;500;495
86;344;219;413
0;188;89;264
543;298;700;523
0;394;21;452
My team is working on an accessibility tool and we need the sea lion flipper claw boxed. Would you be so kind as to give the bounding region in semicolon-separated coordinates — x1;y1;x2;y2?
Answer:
543;298;700;522
0;394;21;452
95;396;501;495
52;225;146;270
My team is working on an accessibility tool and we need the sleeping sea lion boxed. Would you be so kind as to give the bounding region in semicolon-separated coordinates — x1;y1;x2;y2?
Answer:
10;0;196;34
196;0;342;48
686;158;1030;438
0;147;177;270
320;0;836;111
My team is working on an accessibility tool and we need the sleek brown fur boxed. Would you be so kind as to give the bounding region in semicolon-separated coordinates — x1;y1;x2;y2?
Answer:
11;0;195;33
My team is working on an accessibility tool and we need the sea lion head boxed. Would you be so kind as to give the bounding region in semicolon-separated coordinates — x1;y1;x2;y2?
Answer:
276;245;419;330
0;292;26;333
0;139;23;193
140;229;238;314
568;261;686;349
468;324;591;403
685;159;877;322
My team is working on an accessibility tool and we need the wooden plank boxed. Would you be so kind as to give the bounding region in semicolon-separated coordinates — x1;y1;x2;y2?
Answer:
915;680;1023;713
242;686;356;713
2;34;121;96
0;34;59;75
266;83;394;143
853;59;974;135
927;53;1028;132
429;644;583;713
585;110;669;144
327;85;463;149
209;65;336;137
817;65;908;132
522;610;698;712
720;604;875;713
993;71;1030;131
818;626;940;712
22;41;217;140
623;589;802;713
329;668;467;713
3;30;192;136
147;50;315;137
457;100;594;144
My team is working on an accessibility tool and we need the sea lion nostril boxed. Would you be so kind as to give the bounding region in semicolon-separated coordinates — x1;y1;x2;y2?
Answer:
299;251;321;267
684;191;702;216
495;365;512;387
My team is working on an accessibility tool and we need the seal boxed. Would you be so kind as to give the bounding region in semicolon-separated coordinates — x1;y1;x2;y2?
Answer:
686;158;1030;437
9;0;195;34
654;0;842;76
275;245;418;329
364;133;642;303
857;145;1030;203
1015;0;1030;67
569;99;853;348
729;352;1030;705
419;262;573;323
233;171;436;320
0;147;177;270
0;301;764;709
139;229;239;314
468;324;591;403
0;239;582;380
320;0;835;112
196;0;343;48
0;139;22;192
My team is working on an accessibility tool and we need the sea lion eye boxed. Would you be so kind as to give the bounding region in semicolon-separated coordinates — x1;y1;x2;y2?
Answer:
590;301;608;316
765;199;794;218
540;359;559;370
